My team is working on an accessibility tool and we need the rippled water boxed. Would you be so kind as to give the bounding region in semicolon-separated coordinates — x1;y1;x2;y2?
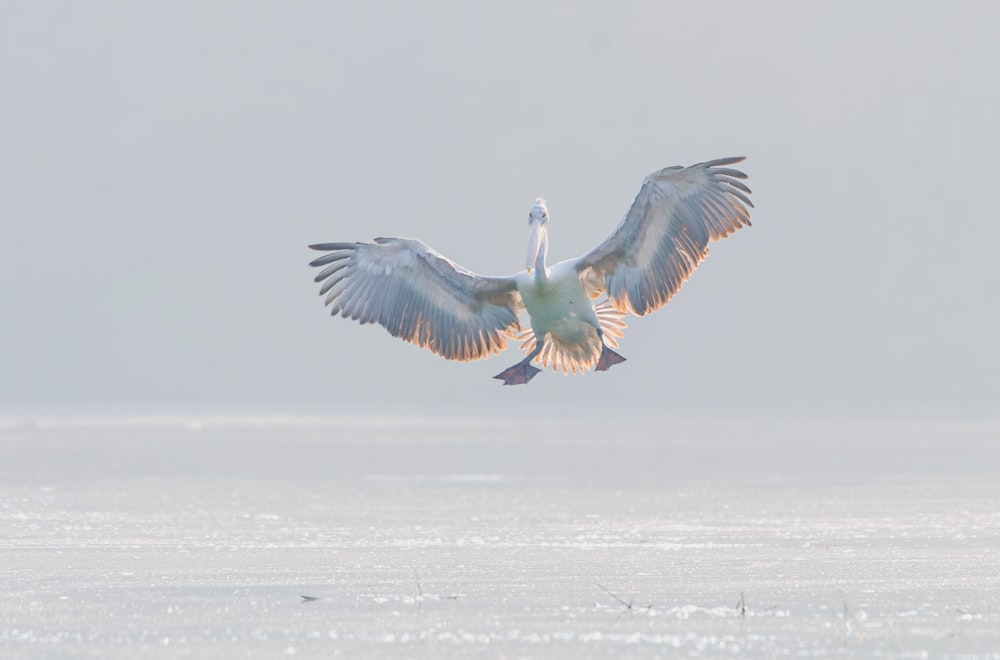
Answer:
2;414;998;658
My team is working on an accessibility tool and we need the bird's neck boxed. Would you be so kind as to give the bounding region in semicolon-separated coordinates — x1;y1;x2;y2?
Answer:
532;235;549;284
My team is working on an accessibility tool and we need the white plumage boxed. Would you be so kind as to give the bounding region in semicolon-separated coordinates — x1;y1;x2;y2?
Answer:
309;157;753;385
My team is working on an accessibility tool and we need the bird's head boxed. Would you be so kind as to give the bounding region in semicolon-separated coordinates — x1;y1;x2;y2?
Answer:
526;198;549;273
528;198;549;224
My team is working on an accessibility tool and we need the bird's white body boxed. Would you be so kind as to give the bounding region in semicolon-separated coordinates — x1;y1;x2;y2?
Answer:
514;259;603;370
519;261;593;340
309;157;753;384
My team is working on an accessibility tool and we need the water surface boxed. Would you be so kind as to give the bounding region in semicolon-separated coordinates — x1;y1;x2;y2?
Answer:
2;414;998;658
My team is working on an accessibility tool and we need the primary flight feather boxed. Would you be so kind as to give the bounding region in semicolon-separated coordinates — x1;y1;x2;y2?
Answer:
309;157;753;385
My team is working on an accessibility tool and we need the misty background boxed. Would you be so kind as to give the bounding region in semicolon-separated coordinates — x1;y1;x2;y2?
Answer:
2;2;998;416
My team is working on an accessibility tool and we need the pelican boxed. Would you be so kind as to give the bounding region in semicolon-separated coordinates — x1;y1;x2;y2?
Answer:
309;157;752;385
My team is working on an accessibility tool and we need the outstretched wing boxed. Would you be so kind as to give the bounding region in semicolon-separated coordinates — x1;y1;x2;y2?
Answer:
574;157;753;316
309;238;523;361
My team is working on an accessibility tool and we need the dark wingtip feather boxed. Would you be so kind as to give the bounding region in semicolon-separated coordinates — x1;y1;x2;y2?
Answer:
712;168;749;180
722;178;752;194
308;252;350;267
309;242;358;251
703;156;746;168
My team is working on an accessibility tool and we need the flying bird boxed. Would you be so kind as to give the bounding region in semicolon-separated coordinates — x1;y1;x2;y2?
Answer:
308;157;752;385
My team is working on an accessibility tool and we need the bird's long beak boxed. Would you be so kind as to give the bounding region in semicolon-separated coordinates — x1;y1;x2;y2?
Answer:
526;220;547;273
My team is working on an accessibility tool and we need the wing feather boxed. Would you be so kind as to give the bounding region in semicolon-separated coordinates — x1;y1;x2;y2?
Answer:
574;157;753;316
308;238;522;361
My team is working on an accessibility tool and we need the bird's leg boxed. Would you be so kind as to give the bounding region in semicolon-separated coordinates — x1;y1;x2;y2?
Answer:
593;327;627;372
595;345;627;371
493;341;543;386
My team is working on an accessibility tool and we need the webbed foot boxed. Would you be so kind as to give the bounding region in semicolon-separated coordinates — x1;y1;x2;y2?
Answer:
595;345;627;372
493;359;541;385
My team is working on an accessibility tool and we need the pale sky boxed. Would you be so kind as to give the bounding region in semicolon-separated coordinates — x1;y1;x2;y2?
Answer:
3;2;998;415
